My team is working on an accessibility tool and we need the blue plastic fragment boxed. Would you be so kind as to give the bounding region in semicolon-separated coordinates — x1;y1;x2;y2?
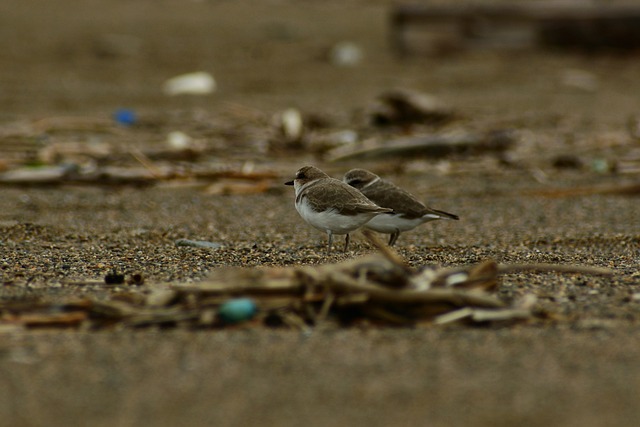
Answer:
218;298;258;324
113;108;137;126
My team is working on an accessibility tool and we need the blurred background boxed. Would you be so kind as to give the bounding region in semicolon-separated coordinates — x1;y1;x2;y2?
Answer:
0;0;639;185
1;0;639;120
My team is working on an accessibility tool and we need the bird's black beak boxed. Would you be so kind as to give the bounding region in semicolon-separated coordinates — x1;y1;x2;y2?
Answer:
285;180;294;186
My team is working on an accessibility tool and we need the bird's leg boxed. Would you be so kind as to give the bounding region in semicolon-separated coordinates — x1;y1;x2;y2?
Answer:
326;231;333;255
344;234;350;252
389;230;399;246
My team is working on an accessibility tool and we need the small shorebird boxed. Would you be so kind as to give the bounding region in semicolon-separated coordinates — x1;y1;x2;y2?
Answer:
285;166;392;254
343;168;459;246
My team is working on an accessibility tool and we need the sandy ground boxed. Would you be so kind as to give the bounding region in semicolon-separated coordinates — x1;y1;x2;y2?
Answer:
1;1;640;426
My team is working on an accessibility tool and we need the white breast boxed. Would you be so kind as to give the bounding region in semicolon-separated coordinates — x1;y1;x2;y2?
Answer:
296;197;377;234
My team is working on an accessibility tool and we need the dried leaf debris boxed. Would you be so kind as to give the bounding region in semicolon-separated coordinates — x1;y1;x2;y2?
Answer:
0;237;614;331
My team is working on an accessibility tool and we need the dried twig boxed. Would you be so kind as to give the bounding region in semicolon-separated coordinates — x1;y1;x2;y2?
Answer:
329;131;514;162
316;292;336;324
129;148;166;178
361;229;413;274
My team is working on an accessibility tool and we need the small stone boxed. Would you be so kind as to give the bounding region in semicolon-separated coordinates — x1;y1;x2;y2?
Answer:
552;155;583;169
218;298;258;324
105;270;125;285
591;158;614;174
127;272;145;286
175;239;223;249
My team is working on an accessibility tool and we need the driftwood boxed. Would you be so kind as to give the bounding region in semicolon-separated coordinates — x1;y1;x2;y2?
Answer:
329;131;515;162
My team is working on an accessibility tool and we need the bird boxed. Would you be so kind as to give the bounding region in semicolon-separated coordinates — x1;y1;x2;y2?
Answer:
285;165;393;254
343;168;459;246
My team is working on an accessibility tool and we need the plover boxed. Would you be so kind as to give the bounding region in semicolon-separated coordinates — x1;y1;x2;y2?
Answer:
343;168;459;246
285;166;393;254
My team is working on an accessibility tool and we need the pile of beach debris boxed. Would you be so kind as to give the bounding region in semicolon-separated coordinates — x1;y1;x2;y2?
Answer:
0;232;613;331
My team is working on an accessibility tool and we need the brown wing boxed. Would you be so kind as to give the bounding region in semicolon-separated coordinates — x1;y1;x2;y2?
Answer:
361;179;428;219
306;178;391;215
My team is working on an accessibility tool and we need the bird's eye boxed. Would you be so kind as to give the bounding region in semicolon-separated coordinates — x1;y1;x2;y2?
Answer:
296;172;305;179
348;179;362;185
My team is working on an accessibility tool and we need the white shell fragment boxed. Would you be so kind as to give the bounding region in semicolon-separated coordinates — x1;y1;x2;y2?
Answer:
329;41;364;66
408;268;437;291
280;108;304;142
163;71;216;96
445;272;470;287
327;130;358;145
